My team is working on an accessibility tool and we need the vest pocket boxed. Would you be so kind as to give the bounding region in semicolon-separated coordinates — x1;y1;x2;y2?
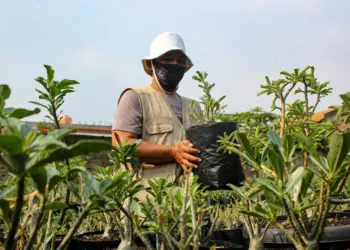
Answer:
145;123;173;134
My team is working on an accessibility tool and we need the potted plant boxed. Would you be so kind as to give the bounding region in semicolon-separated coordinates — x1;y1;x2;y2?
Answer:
186;71;244;190
134;172;244;250
210;201;243;246
218;65;350;250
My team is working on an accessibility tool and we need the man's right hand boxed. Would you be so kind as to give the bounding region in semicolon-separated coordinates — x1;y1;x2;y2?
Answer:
170;140;201;173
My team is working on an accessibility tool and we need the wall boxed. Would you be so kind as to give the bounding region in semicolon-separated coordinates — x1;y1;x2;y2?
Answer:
64;134;112;171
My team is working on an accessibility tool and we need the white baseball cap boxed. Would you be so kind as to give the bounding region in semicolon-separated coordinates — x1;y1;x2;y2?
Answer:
142;32;193;76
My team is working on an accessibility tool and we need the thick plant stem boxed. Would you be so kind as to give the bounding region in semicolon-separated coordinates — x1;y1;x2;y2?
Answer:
204;206;219;242
135;228;155;250
249;237;264;250
24;196;47;250
282;198;306;245
280;96;286;138
114;215;125;240
57;206;90;250
313;183;331;246
5;175;25;250
189;193;199;250
45;210;53;243
179;173;190;249
303;84;310;168
117;197;134;243
52;102;72;228
275;222;300;247
57;172;71;227
336;167;349;193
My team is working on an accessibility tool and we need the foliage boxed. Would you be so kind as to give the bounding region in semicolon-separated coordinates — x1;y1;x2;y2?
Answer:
134;174;211;250
330;92;350;131
190;71;226;124
29;65;79;127
218;66;350;250
258;65;332;139
219;107;279;132
0;66;114;250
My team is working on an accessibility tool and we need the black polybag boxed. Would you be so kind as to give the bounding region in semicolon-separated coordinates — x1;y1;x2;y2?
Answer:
185;122;245;190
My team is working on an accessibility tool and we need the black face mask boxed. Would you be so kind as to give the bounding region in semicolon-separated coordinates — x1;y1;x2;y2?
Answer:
153;61;185;93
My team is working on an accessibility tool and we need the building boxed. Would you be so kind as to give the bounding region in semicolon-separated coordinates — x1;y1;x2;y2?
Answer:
311;108;349;130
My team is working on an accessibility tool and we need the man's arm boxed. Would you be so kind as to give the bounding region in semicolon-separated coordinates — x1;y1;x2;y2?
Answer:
112;130;173;163
112;90;200;172
112;130;200;172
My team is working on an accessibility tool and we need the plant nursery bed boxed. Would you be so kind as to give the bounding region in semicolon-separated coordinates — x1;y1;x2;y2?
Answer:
73;231;121;250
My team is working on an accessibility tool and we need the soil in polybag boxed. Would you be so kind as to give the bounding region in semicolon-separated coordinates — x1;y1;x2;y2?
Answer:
185;122;245;190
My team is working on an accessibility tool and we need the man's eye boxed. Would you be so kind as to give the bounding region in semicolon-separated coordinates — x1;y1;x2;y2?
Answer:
178;61;186;66
160;59;172;63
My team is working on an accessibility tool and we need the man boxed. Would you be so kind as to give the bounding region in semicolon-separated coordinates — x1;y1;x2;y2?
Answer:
112;32;202;186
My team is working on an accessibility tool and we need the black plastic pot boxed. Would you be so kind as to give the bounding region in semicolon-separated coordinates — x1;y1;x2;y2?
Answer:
55;234;77;250
242;212;350;249
131;232;159;250
73;231;121;250
199;240;244;250
185;122;245;190
213;226;243;246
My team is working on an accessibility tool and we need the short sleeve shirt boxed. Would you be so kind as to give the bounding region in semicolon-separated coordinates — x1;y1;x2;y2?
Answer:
112;89;183;135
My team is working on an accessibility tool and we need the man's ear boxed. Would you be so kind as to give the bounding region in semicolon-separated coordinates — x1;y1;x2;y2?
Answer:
147;60;154;76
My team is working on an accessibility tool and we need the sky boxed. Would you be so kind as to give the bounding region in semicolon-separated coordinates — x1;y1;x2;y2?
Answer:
1;0;349;125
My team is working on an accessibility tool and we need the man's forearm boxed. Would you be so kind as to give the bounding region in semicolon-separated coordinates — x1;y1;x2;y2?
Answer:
119;138;174;163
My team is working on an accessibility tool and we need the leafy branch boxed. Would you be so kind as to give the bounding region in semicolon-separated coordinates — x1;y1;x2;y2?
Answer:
190;71;226;124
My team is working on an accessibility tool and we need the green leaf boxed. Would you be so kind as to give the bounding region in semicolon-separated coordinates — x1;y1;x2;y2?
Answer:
7;108;40;119
327;132;350;172
0;135;23;154
44;65;55;85
28;166;48;194
29;101;50;111
45;202;68;210
267;148;284;181
340;92;350;106
27;137;67;152
300;171;314;197
240;210;270;220
256;178;280;197
236;132;255;160
0;85;11;113
66;166;87;177
268;130;282;148
0;185;16;200
294;132;322;164
46;166;63;191
31;140;112;168
0;84;11;101
227;184;245;199
284;167;307;194
57;79;79;89
282;135;296;161
0;199;11;229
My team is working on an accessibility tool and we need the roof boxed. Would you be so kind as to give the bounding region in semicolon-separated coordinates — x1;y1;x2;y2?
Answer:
311;108;336;122
25;121;112;136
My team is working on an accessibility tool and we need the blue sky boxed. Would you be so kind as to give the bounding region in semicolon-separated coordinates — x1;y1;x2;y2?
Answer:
1;0;349;125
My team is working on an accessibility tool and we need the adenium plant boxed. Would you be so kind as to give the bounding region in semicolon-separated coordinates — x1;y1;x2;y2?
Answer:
190;71;226;124
218;66;350;250
0;66;114;250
